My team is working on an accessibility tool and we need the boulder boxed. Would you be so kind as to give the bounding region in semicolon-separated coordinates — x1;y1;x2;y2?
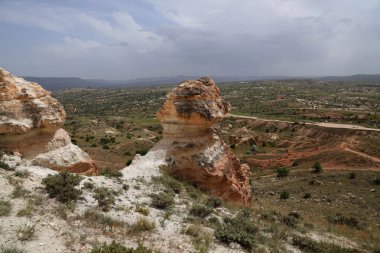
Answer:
156;77;251;204
0;68;98;175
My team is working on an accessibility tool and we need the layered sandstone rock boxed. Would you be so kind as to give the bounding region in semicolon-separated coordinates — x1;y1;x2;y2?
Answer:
156;77;251;204
0;68;98;175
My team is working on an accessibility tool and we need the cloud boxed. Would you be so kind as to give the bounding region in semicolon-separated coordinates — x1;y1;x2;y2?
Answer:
0;0;379;78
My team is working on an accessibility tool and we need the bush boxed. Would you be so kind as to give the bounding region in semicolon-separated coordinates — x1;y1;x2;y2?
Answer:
281;212;300;228
327;213;361;229
230;144;236;149
17;224;36;241
292;159;300;167
292;235;360;253
215;209;257;250
303;193;312;199
206;196;222;208
312;162;323;173
349;172;356;179
14;170;30;178
136;206;150;216
280;191;289;199
94;187;115;212
42;172;83;203
11;186;29;198
150;192;174;209
100;169;123;179
90;241;153;253
0;161;11;171
276;167;289;177
130;217;155;233
0;246;26;253
373;178;380;185
136;149;148;156
189;204;213;218
182;224;213;253
0;200;12;216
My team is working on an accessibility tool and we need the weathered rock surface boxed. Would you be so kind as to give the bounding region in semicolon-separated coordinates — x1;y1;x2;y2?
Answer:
156;77;252;204
0;68;98;175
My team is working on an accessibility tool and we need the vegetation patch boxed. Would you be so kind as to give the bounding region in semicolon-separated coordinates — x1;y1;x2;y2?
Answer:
90;241;154;253
94;187;116;212
130;217;155;233
215;209;257;250
182;224;213;253
42;172;83;203
189;204;213;218
100;169;123;179
0;161;12;171
276;167;290;177
17;224;36;241
0;246;26;253
327;213;361;229
291;235;360;253
0;200;12;216
150;192;174;210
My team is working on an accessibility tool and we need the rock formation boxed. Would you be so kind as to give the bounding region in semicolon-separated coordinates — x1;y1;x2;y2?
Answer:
0;68;98;175
156;77;252;204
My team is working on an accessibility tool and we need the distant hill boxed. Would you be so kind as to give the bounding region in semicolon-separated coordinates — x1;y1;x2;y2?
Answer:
317;74;380;83
23;75;289;91
24;73;380;91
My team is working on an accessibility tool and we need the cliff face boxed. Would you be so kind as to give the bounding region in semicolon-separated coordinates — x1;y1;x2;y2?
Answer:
0;68;98;175
156;77;252;204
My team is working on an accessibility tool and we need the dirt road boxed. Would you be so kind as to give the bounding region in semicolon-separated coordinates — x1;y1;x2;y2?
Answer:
228;114;380;132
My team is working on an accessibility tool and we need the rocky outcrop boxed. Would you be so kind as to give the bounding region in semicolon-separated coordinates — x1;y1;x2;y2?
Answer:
156;77;251;204
0;68;98;175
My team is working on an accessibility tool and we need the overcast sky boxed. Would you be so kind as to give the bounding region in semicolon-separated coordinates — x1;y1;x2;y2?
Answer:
0;0;379;79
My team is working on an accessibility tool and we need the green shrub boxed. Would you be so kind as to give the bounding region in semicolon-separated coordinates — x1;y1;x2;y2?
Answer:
130;217;155;233
215;209;257;250
0;200;12;216
280;191;289;199
150;192;174;209
349;172;356;179
42;172;83;203
189;204;213;218
230;144;236;149
90;241;153;253
0;161;12;171
206;196;222;208
373;178;380;185
312;162;323;173
276;167;289;177
94;187;115;212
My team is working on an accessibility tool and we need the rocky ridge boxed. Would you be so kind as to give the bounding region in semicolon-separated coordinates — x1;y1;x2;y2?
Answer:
0;68;98;175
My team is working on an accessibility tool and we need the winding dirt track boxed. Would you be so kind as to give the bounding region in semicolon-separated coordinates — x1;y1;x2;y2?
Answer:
228;114;380;132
